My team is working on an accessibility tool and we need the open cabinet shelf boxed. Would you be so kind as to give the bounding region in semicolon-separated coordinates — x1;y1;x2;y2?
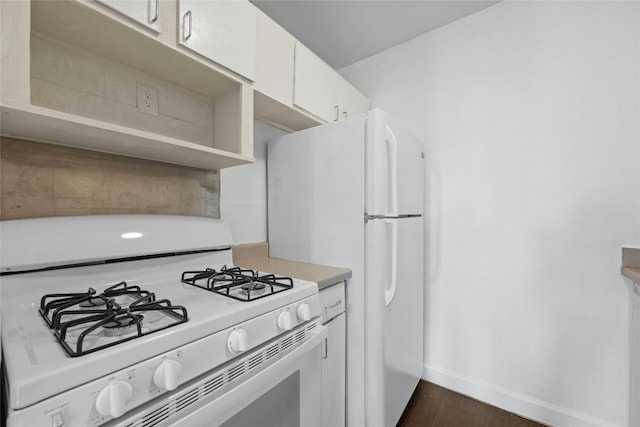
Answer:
1;102;253;170
0;0;254;171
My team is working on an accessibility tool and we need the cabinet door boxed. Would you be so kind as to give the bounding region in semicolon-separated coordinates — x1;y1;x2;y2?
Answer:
321;313;346;427
293;42;339;123
254;10;294;106
632;285;640;427
339;77;370;120
95;0;160;32
178;0;256;81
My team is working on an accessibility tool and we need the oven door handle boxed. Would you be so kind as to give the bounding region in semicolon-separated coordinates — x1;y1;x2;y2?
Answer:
168;323;327;427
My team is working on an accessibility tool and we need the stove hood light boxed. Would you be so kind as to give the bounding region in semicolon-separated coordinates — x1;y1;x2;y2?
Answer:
121;232;143;239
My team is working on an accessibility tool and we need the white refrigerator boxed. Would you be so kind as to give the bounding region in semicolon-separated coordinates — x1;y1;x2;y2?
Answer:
267;109;425;427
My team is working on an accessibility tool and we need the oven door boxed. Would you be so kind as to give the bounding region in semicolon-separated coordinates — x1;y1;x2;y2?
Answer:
113;321;326;427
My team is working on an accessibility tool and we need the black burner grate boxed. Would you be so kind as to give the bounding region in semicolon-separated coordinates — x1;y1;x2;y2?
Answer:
39;281;188;357
181;266;293;302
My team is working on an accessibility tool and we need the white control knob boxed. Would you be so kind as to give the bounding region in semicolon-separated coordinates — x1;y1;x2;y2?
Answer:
227;328;249;353
95;380;133;418
277;310;293;330
153;359;182;391
297;303;311;322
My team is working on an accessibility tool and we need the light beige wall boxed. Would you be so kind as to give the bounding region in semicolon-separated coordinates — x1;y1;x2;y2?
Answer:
0;138;220;220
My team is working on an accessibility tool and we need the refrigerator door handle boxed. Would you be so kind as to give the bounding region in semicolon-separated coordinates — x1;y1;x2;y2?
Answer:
384;219;398;307
385;125;398;216
365;214;422;222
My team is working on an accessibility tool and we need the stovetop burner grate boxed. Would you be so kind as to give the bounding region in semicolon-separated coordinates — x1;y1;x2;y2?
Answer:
39;281;188;357
181;266;293;302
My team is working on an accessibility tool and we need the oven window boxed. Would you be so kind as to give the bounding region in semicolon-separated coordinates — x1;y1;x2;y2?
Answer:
221;372;300;427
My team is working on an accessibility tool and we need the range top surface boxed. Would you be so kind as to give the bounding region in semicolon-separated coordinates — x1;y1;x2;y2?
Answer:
1;252;318;409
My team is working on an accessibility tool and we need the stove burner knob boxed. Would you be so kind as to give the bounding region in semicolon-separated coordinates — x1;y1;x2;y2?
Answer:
277;310;293;330
227;328;249;353
153;359;182;391
297;303;311;322
95;380;133;418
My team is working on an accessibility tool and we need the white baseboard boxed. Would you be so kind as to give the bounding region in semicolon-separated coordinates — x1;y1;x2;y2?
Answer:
422;365;625;427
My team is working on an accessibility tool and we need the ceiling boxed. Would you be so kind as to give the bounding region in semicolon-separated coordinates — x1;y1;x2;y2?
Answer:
251;0;500;69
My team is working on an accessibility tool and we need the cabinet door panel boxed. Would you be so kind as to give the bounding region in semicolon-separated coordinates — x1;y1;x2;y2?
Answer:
293;43;338;123
255;11;294;106
96;0;160;32
321;313;346;427
339;77;370;120
179;0;256;81
631;286;640;427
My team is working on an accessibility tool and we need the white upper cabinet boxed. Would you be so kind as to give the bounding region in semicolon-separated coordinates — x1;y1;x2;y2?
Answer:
338;76;369;121
95;0;160;32
293;42;369;124
293;42;340;123
254;10;294;106
178;0;256;82
253;14;321;132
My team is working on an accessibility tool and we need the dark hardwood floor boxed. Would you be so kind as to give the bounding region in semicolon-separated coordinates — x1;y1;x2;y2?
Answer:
397;381;549;427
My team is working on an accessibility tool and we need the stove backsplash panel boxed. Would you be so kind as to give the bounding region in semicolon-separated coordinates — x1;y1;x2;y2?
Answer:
0;138;220;220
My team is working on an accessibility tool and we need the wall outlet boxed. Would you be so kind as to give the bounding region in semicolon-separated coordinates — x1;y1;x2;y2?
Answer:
136;83;159;116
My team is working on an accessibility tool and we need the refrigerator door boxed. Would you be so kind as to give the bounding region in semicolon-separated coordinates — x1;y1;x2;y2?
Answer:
365;215;424;427
366;109;424;216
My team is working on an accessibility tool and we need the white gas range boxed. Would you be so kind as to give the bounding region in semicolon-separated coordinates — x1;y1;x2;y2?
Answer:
1;215;325;427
